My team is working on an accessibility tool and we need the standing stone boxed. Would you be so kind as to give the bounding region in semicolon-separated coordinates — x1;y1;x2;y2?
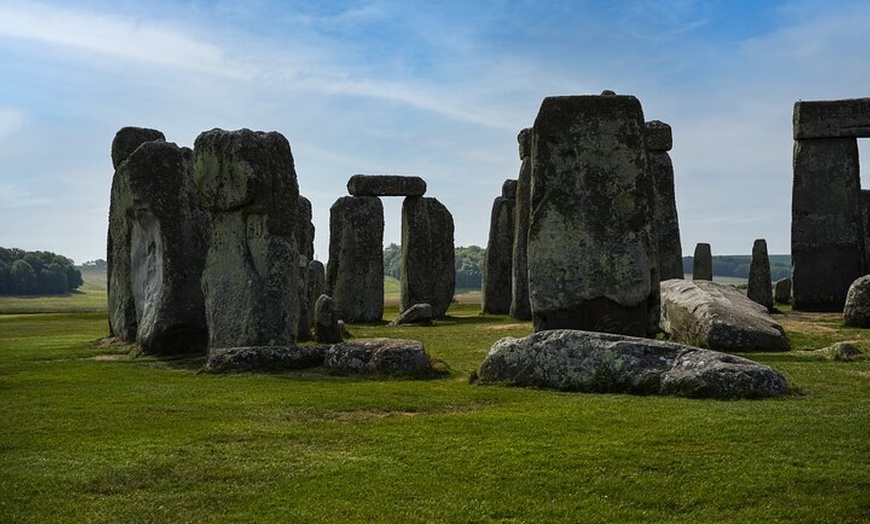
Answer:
747;239;773;311
347;174;427;197
860;190;870;273
307;260;326;338
774;277;792;305
843;275;870;327
528;93;659;337
296;196;315;340
791;137;864;311
314;294;343;344
327;196;384;322
401;196;455;318
510;128;533;321
692;243;713;281
646;121;684;280
107;126;166;341
194;128;300;350
482;182;515;314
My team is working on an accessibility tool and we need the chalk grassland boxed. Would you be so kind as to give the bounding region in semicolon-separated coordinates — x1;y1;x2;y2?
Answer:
0;294;868;521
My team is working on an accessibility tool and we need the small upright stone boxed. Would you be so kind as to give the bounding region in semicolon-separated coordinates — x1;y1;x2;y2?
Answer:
194;128;300;351
692;243;713;281
747;239;773;311
527;94;659;337
774;277;792;305
401;196;455;318
347;174;427;197
843;275;870;328
502;179;518;200
482;185;515;315
110;126;165;169
306;260;327;337
389;303;433;326
510;128;533;321
327;196;384;322
314;294;343;343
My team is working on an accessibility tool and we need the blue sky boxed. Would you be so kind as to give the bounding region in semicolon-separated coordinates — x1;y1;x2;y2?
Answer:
1;0;869;264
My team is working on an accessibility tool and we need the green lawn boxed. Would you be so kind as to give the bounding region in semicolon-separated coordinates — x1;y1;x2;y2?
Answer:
0;301;868;522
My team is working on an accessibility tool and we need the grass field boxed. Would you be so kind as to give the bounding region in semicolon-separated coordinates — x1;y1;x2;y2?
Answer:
1;285;869;522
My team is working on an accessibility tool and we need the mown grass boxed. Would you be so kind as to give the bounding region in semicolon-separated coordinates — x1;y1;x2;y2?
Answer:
1;302;868;523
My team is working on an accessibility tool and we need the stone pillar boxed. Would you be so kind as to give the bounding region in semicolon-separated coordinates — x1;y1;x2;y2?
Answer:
527;92;659;337
747;238;773;311
194;128;300;350
692;243;713;281
482;180;516;314
401;196;455;318
646;120;684;280
107;126;166;341
510;128;533;321
307;259;326;335
296;196;315;340
110;140;208;354
774;278;792;305
860;189;870;274
327;196;384;322
791;138;863;310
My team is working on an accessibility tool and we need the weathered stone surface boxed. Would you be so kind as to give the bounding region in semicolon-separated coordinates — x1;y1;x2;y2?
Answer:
107;126;167;341
861;190;870;273
645;120;673;152
327;196;384;322
818;341;865;361
792;137;863;311
202;345;327;373
194;128;300;350
110;126;165;169
511;128;533;321
305;260;326;340
793;98;870;139
476;329;788;399
314;294;343;344
347;174;426;197
109;141;208;354
401;196;455;318
692;243;712;281
296;196;315;341
502;179;517;200
389;303;433;326
528;94;659;337
843;275;870;328
747;239;773;311
482;194;514;314
774;277;792;305
324;338;433;377
660;279;790;352
649;146;683;280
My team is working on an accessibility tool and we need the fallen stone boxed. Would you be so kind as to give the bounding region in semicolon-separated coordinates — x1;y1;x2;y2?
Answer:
347;174;427;197
476;329;788;399
389;303;433;326
818;341;865;361
324;338;433;377
660;279;790;352
843;275;870;328
202;345;327;373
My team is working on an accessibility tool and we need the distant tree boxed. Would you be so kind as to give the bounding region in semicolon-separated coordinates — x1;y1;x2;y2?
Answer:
455;245;485;289
10;259;37;294
0;246;83;295
81;259;107;269
383;243;401;280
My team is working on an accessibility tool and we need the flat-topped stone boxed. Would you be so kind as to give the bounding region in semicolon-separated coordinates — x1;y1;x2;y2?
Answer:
347;174;427;197
645;120;673;152
794;98;870;139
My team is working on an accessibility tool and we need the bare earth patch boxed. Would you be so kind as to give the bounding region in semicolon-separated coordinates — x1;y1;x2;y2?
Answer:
485;323;532;331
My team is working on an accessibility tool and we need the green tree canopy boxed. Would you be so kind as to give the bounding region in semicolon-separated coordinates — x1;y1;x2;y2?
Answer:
0;247;83;296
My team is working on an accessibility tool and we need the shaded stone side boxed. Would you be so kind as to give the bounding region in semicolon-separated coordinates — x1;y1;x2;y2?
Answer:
401;196;455;318
107;126;166;341
194;128;300;350
111;141;208;354
528;94;659;337
794;98;870;139
510;128;533;320
347;174;426;197
296;196;315;340
861;190;870;273
692;243;712;281
791;138;864;311
649;149;683;280
305;260;326;340
482;194;514;314
747;238;773;311
774;278;792;305
645;120;673;152
326;196;384;322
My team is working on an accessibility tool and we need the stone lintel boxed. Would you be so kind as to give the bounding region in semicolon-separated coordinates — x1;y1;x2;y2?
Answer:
347;174;427;197
645;120;673;151
502;179;518;200
794;98;870;139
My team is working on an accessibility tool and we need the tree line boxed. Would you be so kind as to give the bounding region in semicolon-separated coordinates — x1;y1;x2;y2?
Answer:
0;247;83;295
383;243;485;290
